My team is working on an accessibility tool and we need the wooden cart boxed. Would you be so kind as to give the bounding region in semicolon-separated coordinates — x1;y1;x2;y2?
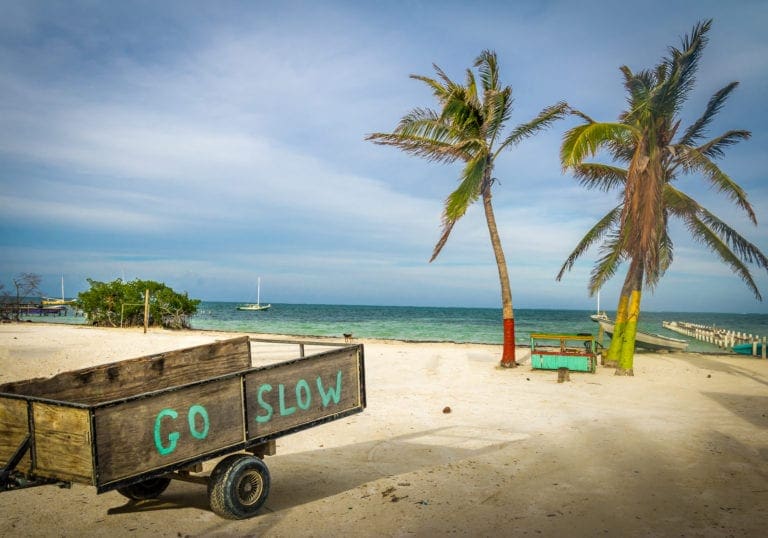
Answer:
0;336;366;519
530;333;597;373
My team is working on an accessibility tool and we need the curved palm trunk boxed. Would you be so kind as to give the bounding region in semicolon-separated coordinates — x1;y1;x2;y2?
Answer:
604;288;629;367
481;177;516;367
605;261;642;375
616;264;643;376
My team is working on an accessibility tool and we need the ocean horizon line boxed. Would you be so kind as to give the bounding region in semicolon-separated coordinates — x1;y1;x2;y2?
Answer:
201;300;768;317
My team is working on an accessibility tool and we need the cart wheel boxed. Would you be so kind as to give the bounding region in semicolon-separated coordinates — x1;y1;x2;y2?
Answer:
117;476;171;500
208;454;270;519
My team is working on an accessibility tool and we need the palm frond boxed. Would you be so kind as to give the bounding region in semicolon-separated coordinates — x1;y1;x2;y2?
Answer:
658;226;674;278
439;84;485;139
666;186;767;299
567;107;595;123
679;81;740;146
444;154;487;220
659;19;711;113
495;101;568;157
464;68;482;112
561;122;637;169
646;221;674;290
683;211;764;300
556;206;622;281
394;108;449;138
484;87;512;148
696;129;751;160
431;64;460;94
589;230;628;293
430;218;456;262
571;163;627;191
698;208;768;268
474;49;499;93
676;146;757;224
663;184;700;218
365;131;467;164
409;74;451;102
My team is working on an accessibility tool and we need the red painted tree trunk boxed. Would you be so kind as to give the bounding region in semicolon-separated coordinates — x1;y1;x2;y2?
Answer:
481;171;517;368
500;317;517;367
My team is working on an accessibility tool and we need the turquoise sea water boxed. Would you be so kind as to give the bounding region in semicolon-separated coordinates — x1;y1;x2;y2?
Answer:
26;302;768;353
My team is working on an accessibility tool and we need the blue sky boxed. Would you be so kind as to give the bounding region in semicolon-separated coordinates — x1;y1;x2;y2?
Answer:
1;0;766;313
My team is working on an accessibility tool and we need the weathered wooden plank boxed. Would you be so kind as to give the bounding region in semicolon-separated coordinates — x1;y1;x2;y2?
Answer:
94;377;245;485
244;347;363;440
32;403;94;484
0;336;251;405
0;397;31;472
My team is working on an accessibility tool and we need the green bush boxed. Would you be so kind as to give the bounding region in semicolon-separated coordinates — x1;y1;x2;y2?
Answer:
77;278;200;329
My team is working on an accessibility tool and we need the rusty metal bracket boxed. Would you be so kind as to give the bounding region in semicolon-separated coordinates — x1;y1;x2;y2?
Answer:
0;434;31;491
0;435;69;492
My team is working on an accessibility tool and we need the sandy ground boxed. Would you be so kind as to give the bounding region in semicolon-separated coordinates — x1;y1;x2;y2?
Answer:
1;323;767;537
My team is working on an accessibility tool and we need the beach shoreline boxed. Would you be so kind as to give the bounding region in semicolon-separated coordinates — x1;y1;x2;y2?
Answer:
1;323;767;536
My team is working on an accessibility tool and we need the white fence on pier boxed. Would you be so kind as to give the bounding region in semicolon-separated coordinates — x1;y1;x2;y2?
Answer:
662;321;766;358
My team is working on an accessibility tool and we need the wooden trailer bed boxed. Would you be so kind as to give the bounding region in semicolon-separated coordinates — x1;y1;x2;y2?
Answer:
0;335;366;519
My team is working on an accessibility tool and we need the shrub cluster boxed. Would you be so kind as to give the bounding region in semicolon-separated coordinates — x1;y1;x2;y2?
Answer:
77;278;200;329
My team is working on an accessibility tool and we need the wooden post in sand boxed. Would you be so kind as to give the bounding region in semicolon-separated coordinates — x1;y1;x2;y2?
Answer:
143;289;149;334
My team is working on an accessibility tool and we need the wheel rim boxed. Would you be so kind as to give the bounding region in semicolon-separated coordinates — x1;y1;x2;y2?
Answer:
237;470;264;506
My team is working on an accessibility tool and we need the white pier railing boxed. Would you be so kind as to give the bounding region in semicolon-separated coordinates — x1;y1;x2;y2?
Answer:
662;321;766;358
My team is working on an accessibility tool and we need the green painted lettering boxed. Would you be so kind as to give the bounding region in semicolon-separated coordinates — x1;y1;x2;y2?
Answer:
295;379;311;410
316;370;343;407
154;408;180;455
188;404;210;440
278;384;296;416
255;384;273;423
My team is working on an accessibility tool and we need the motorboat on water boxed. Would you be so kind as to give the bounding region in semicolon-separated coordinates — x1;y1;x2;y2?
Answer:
598;320;689;352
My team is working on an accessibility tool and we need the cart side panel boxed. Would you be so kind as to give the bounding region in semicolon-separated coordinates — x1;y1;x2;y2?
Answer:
0;397;31;473
530;353;595;372
32;403;94;484
94;376;244;486
244;346;363;439
0;336;251;405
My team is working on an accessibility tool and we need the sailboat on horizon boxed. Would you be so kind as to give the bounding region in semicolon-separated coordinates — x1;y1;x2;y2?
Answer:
42;276;76;307
237;277;271;311
590;290;609;322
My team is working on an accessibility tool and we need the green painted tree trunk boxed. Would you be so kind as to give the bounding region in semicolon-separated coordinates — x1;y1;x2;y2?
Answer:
604;292;628;367
604;264;635;366
615;264;643;376
615;289;641;375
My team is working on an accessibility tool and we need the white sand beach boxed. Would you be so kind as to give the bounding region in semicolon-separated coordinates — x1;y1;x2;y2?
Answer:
1;323;767;537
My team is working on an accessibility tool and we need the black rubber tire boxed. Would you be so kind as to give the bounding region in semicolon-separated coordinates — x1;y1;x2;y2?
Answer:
116;476;172;500
208;454;270;519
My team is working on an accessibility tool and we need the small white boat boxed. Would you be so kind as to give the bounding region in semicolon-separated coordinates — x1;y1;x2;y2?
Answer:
237;278;271;311
42;276;76;306
237;303;271;311
590;291;609;322
598;320;689;352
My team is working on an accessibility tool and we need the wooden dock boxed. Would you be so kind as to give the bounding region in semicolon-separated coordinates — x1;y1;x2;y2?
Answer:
662;321;767;358
0;303;69;319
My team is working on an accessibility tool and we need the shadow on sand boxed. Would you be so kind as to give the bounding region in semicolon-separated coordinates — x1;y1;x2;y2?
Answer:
106;424;526;517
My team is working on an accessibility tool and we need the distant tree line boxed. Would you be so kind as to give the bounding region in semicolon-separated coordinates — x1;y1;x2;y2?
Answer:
1;273;200;329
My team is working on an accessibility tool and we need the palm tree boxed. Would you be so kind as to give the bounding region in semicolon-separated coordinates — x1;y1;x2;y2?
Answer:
367;50;567;367
558;20;768;375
